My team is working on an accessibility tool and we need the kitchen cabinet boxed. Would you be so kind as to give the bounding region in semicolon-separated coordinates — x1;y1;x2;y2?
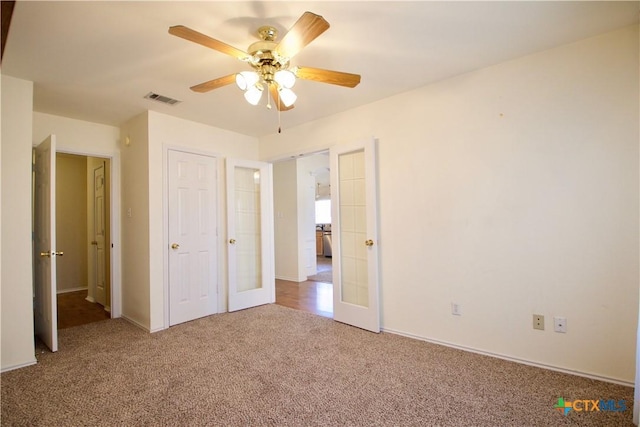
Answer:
316;231;323;255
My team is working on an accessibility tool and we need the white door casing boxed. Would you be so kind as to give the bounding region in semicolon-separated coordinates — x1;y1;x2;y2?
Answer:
331;138;381;333
168;150;219;326
93;162;107;306
34;135;59;352
227;159;275;312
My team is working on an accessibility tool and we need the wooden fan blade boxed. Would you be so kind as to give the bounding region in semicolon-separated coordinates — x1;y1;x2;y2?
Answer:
169;25;248;60
295;66;361;88
190;74;237;93
269;85;295;111
275;12;330;60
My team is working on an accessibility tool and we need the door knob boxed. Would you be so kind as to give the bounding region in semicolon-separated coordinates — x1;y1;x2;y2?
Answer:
365;239;374;247
171;243;180;249
91;241;98;246
40;250;64;257
229;239;236;244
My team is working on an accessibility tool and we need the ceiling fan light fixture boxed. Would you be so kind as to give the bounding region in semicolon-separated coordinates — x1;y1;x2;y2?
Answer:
170;12;360;115
244;84;264;105
236;71;259;91
274;70;296;89
278;87;297;107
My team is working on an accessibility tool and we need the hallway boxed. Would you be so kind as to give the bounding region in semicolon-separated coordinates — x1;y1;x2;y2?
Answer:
57;291;110;329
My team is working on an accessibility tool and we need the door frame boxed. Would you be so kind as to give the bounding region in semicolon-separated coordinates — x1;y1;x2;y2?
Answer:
162;145;225;330
49;147;122;319
269;147;333;285
264;138;380;328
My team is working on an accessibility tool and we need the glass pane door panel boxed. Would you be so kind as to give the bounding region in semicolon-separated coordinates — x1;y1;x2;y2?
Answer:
235;167;262;292
338;149;368;307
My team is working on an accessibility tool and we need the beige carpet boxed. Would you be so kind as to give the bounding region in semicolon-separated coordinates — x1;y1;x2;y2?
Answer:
1;304;633;426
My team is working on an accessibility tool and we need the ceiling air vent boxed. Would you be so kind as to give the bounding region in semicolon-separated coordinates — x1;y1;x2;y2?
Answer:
144;92;181;106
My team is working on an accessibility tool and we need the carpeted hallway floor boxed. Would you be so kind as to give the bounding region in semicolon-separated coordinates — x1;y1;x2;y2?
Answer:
1;304;633;426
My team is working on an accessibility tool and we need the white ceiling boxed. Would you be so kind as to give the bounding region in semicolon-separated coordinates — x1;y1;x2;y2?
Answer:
3;1;638;138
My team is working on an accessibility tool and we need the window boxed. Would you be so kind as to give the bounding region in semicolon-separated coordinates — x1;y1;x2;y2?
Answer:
315;199;331;224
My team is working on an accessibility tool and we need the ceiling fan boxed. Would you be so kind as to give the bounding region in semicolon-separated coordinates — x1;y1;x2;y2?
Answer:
168;11;361;111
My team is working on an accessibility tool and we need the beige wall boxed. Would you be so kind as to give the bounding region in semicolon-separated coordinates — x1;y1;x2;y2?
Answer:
120;112;151;330
56;153;88;292
260;25;640;383
1;75;37;371
273;159;301;281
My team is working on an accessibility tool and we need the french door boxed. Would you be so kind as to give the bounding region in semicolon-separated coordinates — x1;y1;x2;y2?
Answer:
331;138;380;332
226;159;274;311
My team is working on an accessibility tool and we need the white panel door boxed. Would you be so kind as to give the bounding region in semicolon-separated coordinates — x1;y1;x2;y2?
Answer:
34;135;59;352
226;159;274;312
168;150;218;326
93;162;107;306
331;139;380;333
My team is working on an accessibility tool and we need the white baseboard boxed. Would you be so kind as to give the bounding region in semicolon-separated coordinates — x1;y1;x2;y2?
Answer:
381;327;634;388
120;314;150;332
104;306;111;313
1;358;37;373
275;275;305;283
85;296;95;303
56;286;88;295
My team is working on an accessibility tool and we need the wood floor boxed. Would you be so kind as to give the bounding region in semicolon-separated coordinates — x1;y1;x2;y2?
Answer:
275;279;333;318
275;256;333;318
57;290;110;329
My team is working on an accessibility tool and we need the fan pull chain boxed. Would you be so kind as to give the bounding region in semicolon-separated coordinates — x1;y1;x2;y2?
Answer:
276;86;282;133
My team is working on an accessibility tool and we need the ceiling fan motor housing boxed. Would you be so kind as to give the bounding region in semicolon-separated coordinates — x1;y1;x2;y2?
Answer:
247;34;289;83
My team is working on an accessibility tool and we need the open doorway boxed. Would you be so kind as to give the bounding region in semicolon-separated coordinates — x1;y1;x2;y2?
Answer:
54;153;111;329
308;172;332;283
273;151;333;317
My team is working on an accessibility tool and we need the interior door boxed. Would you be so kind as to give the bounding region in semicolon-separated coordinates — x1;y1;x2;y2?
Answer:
93;162;107;306
226;159;274;311
34;135;59;352
168;150;218;326
331;139;380;332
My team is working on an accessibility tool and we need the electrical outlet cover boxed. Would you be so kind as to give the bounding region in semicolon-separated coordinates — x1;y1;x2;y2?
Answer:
533;314;544;330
